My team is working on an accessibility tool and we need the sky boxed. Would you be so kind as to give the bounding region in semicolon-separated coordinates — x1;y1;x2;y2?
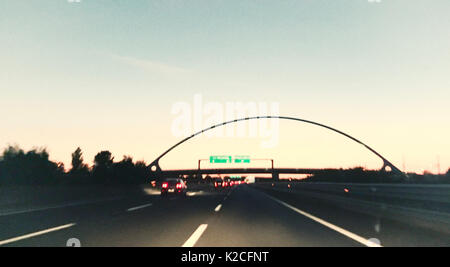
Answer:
0;0;449;174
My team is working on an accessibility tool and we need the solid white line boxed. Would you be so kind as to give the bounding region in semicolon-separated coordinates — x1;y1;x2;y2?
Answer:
127;203;153;212
267;195;382;247
0;223;76;246
214;204;222;212
182;224;208;247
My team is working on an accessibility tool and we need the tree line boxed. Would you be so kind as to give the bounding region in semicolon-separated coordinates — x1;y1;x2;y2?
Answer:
0;145;149;186
1;145;449;185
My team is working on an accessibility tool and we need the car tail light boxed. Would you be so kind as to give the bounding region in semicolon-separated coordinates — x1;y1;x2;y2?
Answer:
162;182;168;189
176;183;182;189
223;182;228;187
214;182;218;187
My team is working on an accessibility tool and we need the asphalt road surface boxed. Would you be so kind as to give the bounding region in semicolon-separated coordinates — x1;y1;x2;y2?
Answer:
1;184;449;247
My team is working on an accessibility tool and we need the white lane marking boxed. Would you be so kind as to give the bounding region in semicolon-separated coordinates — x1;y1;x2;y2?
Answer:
0;223;76;246
267;195;382;247
214;204;222;212
127;203;153;212
182;224;208;247
0;197;122;217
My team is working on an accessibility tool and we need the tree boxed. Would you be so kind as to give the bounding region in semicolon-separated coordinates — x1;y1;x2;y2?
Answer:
94;151;114;168
66;147;90;184
111;157;149;185
112;156;135;184
0;145;63;185
2;145;24;160
92;151;114;183
70;147;88;173
135;160;149;184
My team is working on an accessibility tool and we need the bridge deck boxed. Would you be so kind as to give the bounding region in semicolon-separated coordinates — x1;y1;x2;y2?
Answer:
158;168;332;177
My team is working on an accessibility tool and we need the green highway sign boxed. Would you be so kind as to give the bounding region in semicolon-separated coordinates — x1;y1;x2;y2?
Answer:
234;156;251;164
209;155;251;164
210;155;232;163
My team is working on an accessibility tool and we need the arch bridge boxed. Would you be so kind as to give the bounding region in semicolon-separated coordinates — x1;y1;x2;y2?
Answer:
148;116;402;180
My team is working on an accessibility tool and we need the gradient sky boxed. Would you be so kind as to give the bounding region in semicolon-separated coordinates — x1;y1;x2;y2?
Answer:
1;0;449;173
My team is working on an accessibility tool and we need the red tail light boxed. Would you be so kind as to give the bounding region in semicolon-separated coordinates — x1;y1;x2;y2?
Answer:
223;182;228;187
162;182;168;189
214;182;218;187
176;183;182;189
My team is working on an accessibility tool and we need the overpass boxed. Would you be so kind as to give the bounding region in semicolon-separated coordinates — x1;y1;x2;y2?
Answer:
157;167;349;179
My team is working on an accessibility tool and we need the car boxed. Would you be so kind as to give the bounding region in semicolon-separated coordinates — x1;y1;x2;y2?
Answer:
214;179;229;189
213;179;223;189
222;180;229;188
161;178;187;196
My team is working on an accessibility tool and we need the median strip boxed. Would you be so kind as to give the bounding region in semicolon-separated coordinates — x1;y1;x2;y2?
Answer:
127;203;153;212
0;223;76;246
182;224;208;247
266;194;382;247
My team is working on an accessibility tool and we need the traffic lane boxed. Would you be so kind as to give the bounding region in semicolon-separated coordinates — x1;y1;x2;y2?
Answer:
269;183;450;213
256;185;450;246
2;188;229;247
0;185;212;242
196;185;362;247
0;193;163;242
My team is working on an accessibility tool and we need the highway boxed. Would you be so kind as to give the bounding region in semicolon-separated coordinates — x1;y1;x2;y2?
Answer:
0;184;449;247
